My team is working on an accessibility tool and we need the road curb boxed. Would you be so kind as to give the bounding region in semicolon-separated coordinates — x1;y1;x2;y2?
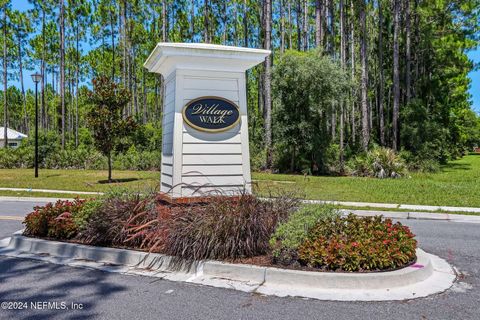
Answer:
0;234;456;301
343;209;480;224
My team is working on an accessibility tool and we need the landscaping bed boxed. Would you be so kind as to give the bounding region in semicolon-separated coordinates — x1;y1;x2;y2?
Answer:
22;190;417;273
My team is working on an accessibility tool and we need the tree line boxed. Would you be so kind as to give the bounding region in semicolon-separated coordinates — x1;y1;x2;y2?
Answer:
1;0;479;173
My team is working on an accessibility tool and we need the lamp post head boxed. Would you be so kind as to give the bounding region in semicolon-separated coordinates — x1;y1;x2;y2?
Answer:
31;72;42;84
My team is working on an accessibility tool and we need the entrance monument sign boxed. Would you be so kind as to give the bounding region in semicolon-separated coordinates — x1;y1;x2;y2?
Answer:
144;43;270;199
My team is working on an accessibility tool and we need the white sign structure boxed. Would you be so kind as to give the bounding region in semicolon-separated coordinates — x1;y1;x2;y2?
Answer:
144;43;270;199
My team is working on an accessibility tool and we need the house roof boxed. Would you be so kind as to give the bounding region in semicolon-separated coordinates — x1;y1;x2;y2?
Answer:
0;127;28;140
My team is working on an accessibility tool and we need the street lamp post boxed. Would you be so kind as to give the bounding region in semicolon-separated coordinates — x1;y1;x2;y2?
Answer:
31;72;42;178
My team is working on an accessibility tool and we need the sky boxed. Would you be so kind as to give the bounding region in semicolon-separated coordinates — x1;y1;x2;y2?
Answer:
10;0;480;114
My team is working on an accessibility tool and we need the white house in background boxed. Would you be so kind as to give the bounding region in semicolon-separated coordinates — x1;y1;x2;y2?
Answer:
0;127;28;149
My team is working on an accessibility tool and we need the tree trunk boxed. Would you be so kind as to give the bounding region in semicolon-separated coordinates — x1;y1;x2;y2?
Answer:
360;0;369;151
405;0;411;103
18;35;28;134
296;0;301;50
162;0;167;41
233;1;238;46
328;0;334;56
108;152;112;183
3;4;7;147
110;2;115;80
378;0;385;146
75;19;80;147
315;0;323;47
204;0;210;43
339;0;345;168
288;0;292;49
243;0;248;47
190;0;195;39
280;0;285;53
264;0;273;168
392;0;401;151
302;0;308;51
41;8;46;129
350;0;355;144
413;0;419;98
60;0;65;149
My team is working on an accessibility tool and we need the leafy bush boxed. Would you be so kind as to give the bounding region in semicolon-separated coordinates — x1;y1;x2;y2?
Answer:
297;214;417;272
269;205;340;265
127;192;299;260
23;199;85;239
346;147;408;178
399;150;440;173
73;198;103;231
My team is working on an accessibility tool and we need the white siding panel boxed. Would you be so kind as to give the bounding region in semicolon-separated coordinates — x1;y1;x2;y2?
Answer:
163;122;174;134
182;143;241;155
161;173;173;186
182;175;245;186
182;132;241;144
183;154;243;165
182;122;241;133
162;164;173;175
165;80;175;95
165;92;175;105
183;77;238;91
183;89;239;102
182;165;243;176
162;155;173;164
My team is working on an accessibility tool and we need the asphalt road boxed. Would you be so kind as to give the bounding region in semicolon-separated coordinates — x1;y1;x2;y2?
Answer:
0;200;478;320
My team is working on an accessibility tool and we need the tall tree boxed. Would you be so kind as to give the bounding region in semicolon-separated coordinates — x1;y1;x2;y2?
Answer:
59;0;66;148
264;0;272;168
392;0;400;150
360;0;369;151
378;0;385;145
2;1;8;147
405;0;411;103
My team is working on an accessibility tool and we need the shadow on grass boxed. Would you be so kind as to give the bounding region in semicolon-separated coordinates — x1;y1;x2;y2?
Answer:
97;178;140;184
440;162;472;172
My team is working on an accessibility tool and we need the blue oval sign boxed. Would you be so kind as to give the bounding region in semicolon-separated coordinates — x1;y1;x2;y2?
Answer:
182;97;240;133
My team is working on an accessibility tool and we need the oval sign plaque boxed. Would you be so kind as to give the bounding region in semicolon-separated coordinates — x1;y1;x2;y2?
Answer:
182;97;240;133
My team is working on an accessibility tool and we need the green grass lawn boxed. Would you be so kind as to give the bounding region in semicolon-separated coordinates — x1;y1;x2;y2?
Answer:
0;169;159;196
253;154;480;207
0;155;479;207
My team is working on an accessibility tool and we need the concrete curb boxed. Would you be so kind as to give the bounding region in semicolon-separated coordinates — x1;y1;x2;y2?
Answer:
0;234;456;301
344;209;480;224
0;188;103;196
303;199;480;213
0;196;74;202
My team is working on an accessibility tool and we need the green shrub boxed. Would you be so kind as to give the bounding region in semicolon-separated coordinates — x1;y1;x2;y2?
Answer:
269;205;340;265
297;214;417;272
23;199;85;239
73;198;103;230
399;150;440;173
346;146;408;178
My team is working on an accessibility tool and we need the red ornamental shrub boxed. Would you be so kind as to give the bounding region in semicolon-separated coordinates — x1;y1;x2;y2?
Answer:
297;214;417;272
23;199;85;239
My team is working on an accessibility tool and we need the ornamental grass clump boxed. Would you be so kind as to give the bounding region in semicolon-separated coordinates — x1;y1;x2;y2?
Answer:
297;214;417;272
126;192;299;261
77;192;156;248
